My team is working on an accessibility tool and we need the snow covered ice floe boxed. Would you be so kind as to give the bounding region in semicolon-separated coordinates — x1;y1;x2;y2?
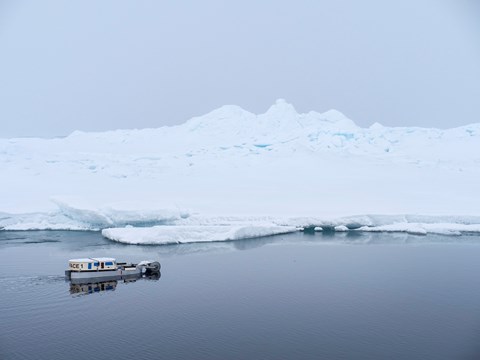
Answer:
1;99;480;240
356;223;480;236
101;225;298;245
101;213;480;245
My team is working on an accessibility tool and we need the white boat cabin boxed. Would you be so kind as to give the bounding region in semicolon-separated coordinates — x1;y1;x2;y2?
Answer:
69;257;116;272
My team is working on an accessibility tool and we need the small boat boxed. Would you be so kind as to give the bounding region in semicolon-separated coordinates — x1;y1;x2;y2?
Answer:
65;257;161;282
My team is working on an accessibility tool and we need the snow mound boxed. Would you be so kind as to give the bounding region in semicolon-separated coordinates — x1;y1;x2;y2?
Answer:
51;199;188;228
0;199;189;230
101;225;298;245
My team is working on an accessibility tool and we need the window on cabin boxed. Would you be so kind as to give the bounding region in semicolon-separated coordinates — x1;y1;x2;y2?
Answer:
105;262;113;266
94;262;99;266
88;263;92;269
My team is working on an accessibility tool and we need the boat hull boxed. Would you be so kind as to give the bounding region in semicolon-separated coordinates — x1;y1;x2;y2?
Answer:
66;268;141;281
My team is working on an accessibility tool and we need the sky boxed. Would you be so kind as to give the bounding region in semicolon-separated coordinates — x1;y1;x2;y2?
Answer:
0;0;479;138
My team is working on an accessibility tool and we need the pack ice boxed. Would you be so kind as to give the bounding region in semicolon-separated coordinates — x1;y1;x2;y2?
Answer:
1;99;479;244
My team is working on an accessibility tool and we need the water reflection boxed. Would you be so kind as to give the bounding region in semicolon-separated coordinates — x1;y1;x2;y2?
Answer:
232;235;280;250
70;280;117;295
2;230;480;264
317;231;480;245
69;272;161;297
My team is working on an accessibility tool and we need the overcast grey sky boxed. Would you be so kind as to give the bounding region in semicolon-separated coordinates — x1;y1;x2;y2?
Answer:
1;0;479;137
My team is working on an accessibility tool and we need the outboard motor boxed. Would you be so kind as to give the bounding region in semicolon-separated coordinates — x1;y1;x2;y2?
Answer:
145;261;161;275
137;260;161;275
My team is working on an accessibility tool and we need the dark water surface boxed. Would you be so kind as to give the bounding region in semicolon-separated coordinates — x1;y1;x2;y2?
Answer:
1;231;480;360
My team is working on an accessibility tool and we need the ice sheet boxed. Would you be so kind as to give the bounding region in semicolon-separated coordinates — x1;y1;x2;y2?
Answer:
1;100;479;238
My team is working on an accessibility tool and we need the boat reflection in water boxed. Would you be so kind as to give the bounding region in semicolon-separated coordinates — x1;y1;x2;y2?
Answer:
69;272;161;296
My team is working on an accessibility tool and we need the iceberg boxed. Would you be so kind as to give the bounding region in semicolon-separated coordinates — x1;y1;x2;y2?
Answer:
1;100;479;242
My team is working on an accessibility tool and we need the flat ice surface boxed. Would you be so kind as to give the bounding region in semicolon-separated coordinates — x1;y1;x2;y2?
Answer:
1;99;479;239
